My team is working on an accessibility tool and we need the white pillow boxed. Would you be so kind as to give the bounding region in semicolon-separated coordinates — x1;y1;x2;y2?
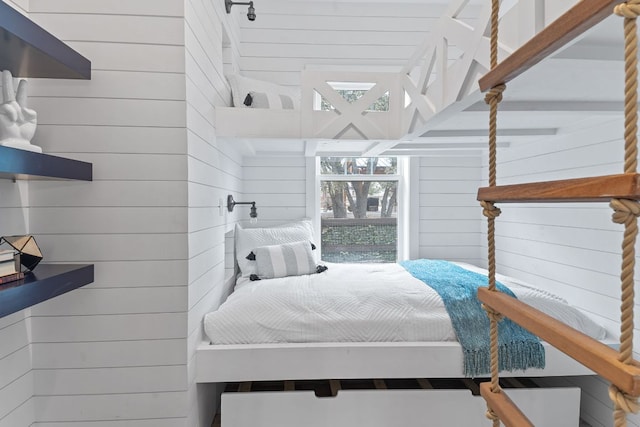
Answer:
255;241;317;279
235;220;315;277
227;74;300;110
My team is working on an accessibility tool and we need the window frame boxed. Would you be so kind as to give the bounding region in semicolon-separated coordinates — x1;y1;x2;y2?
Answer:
307;156;413;263
312;81;390;112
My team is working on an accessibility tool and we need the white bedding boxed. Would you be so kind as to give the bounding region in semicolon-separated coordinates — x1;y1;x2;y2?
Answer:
203;262;606;345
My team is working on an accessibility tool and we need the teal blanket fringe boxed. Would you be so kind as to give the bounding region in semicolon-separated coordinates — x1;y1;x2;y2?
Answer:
400;259;545;377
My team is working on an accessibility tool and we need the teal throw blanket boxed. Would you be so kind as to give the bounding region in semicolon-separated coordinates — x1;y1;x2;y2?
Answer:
400;259;545;377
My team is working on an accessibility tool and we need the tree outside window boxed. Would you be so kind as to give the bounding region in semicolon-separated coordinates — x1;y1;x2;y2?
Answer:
320;90;390;112
319;157;398;263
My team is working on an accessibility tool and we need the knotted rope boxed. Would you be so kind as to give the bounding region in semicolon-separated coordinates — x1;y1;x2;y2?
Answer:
486;406;501;425
485;84;506;104
481;199;502;296
485;84;506;189
610;384;640;426
482;0;504;425
614;0;640;174
610;198;640;368
611;2;640;426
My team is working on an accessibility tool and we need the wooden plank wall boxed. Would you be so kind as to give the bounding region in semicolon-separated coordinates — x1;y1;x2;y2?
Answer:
184;0;244;425
243;156;309;226
0;4;43;427
0;293;33;427
25;1;189;425
235;1;476;86
487;116;639;427
418;155;484;266
0;0;243;426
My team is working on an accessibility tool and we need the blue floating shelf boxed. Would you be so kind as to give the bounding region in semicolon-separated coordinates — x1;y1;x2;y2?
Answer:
0;264;94;318
0;146;92;181
0;1;91;79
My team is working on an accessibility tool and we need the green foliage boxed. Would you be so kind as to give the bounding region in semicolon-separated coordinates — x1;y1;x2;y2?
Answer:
321;220;397;263
322;251;396;263
321;223;396;245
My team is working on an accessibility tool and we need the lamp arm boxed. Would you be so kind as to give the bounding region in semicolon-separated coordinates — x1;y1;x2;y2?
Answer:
227;195;257;213
225;0;253;12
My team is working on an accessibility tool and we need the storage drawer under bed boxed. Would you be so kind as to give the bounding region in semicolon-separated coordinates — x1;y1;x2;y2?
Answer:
219;377;581;427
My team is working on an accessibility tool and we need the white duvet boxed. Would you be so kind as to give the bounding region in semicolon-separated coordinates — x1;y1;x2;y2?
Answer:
203;262;606;345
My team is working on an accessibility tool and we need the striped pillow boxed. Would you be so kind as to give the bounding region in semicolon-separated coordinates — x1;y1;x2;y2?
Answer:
254;241;316;279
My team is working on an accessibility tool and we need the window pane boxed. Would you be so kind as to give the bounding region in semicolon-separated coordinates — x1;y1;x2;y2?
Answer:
320;180;397;263
320;157;397;175
319;90;389;112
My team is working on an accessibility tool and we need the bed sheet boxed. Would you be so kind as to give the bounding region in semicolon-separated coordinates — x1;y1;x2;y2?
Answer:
203;261;606;345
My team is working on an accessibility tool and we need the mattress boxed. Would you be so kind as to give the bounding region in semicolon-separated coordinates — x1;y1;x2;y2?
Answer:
203;261;606;345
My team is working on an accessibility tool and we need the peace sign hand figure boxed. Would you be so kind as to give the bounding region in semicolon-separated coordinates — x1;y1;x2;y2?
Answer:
0;70;40;153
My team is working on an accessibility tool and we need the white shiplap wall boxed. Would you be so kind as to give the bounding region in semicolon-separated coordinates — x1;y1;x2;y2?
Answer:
0;4;37;427
234;1;461;86
0;312;34;427
26;1;190;425
485;116;640;427
418;154;484;266
243;156;309;225
185;0;243;425
0;0;243;426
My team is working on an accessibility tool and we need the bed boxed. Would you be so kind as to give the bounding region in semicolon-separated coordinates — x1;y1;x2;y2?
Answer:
196;220;609;426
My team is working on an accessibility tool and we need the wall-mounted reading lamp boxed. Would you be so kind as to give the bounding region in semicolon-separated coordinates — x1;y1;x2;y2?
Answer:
227;194;258;223
225;0;256;21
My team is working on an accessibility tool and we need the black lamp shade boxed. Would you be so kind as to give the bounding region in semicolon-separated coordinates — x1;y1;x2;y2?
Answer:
1;235;43;271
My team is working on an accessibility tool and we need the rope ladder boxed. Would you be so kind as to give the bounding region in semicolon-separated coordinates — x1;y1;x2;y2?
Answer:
477;0;640;426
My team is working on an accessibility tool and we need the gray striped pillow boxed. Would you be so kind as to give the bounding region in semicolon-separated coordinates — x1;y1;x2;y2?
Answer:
254;241;316;279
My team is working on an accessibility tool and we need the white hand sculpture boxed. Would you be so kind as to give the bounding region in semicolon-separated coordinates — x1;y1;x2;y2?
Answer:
0;70;40;153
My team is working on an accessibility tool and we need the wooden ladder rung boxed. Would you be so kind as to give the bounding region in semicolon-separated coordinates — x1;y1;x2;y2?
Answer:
480;382;534;427
477;173;640;203
478;287;640;396
479;0;624;92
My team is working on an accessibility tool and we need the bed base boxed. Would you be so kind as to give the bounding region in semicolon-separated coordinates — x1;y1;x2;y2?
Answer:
219;377;580;427
195;340;600;383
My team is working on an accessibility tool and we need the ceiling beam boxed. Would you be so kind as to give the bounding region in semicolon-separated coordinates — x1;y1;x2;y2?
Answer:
360;140;401;157
465;100;623;113
420;128;557;138
391;142;510;150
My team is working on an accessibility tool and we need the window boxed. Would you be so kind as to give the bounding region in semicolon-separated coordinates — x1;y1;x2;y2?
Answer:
314;81;390;112
318;157;401;263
